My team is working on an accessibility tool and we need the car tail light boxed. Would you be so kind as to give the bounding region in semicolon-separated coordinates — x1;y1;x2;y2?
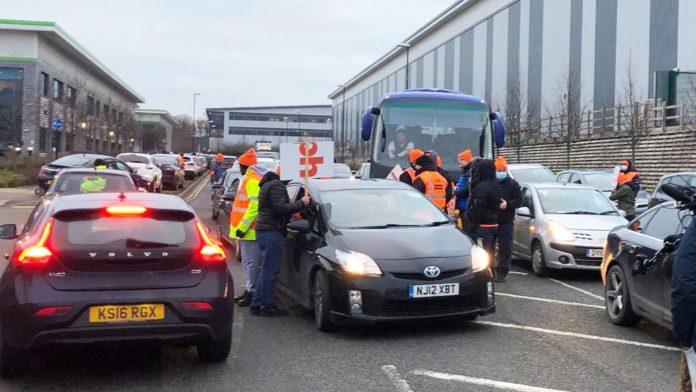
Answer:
181;301;213;311
16;219;54;265
34;306;72;317
106;206;147;215
196;222;226;262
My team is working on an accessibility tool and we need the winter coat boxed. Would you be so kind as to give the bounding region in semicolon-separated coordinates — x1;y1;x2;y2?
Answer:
672;218;696;348
497;176;522;223
255;171;306;232
466;159;501;228
454;164;472;210
610;183;636;217
412;163;453;205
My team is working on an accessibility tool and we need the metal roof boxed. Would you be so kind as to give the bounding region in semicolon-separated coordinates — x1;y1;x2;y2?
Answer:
382;89;487;106
0;19;144;103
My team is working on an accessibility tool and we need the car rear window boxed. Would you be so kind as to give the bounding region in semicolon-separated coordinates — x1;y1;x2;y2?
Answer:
52;173;136;194
156;157;178;166
118;155;149;164
58;216;191;246
51;155;93;167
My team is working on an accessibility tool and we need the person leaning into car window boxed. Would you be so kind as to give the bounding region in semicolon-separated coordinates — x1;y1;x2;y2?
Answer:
250;170;310;317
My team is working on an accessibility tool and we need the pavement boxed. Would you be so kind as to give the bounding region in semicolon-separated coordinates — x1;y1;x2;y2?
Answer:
0;182;681;391
0;185;40;206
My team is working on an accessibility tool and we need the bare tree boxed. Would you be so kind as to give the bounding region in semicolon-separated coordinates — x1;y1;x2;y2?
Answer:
504;79;537;163
546;68;586;170
172;115;194;153
618;54;647;163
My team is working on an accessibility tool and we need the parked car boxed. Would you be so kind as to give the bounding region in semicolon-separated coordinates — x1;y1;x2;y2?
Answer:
557;168;649;215
513;182;627;276
116;153;163;193
332;163;352;179
601;202;693;328
152;154;186;190
356;162;371;179
45;168;138;196
649;172;696;208
273;179;494;331
211;169;234;220
507;164;556;184
220;156;237;170
0;192;234;376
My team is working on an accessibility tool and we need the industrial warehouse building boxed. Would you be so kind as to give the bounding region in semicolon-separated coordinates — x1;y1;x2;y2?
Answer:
206;105;332;151
0;19;146;155
329;0;696;158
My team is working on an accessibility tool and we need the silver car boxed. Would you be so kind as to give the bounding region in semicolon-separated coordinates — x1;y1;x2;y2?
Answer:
507;163;556;183
513;182;628;276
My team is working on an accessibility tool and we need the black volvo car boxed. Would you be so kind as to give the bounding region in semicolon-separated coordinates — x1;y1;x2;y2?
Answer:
0;193;234;377
277;179;494;331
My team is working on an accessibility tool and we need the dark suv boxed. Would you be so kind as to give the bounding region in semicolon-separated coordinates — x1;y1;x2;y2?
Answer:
0;192;234;377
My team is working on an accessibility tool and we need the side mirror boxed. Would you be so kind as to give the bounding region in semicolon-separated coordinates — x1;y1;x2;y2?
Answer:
361;107;376;141
222;192;236;201
517;207;532;218
0;224;17;239
287;219;310;234
491;112;506;148
34;187;46;196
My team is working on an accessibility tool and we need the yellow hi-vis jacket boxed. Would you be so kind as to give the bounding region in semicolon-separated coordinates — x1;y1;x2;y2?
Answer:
230;166;263;241
81;176;106;192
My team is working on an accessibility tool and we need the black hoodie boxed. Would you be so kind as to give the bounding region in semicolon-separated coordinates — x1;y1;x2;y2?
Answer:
255;171;306;232
466;159;501;228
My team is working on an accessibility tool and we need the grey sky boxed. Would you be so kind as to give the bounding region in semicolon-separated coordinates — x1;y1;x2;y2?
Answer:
7;0;453;117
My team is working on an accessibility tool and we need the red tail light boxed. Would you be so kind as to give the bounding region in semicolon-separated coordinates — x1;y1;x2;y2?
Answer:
181;301;213;311
196;222;226;262
106;206;147;215
34;306;72;317
16;219;54;265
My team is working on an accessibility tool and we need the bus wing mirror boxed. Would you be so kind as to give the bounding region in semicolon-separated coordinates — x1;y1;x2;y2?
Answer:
361;107;377;141
491;112;506;148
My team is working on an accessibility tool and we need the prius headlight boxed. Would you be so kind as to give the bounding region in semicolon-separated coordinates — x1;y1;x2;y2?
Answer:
335;250;382;276
471;245;490;272
548;221;575;242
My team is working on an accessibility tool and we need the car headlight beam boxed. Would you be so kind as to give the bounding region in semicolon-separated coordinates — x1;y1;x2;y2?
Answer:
471;245;490;272
548;221;575;242
335;250;382;276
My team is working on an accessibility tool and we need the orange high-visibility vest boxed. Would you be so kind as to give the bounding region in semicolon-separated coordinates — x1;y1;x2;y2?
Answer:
404;167;416;183
230;168;262;240
417;170;447;209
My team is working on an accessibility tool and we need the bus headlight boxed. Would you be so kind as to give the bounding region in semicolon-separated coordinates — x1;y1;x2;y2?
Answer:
471;245;490;272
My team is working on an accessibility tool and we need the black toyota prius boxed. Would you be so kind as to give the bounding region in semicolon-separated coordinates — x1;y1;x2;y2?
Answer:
278;179;495;331
0;193;234;377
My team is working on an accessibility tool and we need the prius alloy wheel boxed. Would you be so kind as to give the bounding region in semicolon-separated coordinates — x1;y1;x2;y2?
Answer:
605;264;640;326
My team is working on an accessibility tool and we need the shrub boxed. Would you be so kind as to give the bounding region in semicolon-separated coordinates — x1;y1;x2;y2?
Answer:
0;170;26;188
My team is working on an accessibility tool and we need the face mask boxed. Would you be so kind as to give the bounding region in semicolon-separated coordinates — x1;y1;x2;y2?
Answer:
496;172;508;180
620;165;628;171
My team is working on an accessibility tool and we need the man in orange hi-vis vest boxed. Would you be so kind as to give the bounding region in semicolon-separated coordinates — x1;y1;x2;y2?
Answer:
229;148;263;307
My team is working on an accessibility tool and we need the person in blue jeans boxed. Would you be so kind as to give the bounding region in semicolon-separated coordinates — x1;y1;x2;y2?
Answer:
251;170;310;316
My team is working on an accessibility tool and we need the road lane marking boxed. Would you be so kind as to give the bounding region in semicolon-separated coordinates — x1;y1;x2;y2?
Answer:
381;365;414;392
508;271;529;276
548;278;604;301
10;205;35;209
412;369;569;392
183;175;210;202
472;320;680;352
496;292;605;309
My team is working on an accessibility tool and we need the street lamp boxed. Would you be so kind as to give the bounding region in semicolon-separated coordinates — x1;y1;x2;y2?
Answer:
193;92;201;152
337;84;346;161
397;43;410;89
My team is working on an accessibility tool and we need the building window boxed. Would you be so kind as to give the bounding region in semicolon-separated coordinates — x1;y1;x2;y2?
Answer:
95;100;101;117
88;96;94;115
104;104;109;121
111;108;117;123
67;86;77;107
39;128;48;152
118;112;123;125
41;73;49;97
52;79;64;102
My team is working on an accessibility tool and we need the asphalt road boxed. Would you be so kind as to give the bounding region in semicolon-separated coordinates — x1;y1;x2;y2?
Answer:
0;182;681;391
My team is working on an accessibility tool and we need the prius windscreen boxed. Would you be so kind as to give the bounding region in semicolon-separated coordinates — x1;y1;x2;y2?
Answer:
321;189;447;229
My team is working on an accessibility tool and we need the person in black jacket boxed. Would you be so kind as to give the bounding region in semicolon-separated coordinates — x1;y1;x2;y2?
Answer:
466;159;501;259
493;156;522;282
672;215;696;385
411;154;453;210
250;171;310;316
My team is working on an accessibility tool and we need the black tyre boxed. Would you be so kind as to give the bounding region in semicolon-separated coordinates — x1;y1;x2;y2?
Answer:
531;241;549;277
147;181;156;193
0;342;27;378
313;270;335;332
197;329;232;363
605;264;641;326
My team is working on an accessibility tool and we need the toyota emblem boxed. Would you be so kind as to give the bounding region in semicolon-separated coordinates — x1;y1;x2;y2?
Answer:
423;266;441;278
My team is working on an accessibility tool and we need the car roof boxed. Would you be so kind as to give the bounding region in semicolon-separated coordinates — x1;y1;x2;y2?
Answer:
660;172;696;180
47;192;193;215
558;168;614;174
291;178;412;193
54;168;131;176
522;182;598;190
507;163;549;169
